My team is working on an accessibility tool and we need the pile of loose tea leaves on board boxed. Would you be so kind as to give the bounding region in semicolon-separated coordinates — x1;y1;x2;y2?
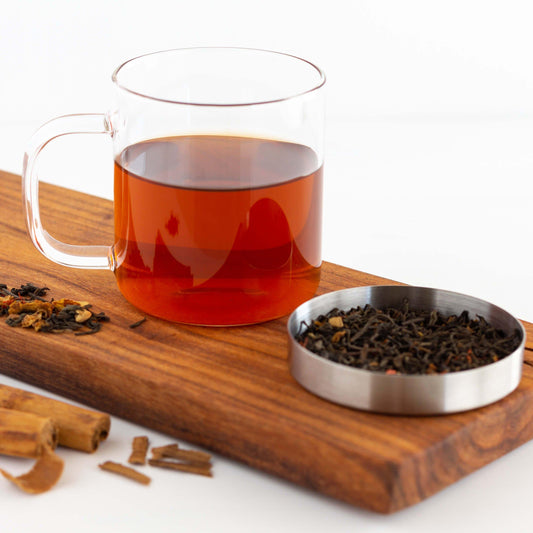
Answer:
296;299;522;375
0;283;109;335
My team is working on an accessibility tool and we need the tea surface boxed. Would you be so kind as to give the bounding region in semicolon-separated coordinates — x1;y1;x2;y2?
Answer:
113;135;322;325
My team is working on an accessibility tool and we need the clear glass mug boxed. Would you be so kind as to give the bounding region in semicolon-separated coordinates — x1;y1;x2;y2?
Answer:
23;48;326;326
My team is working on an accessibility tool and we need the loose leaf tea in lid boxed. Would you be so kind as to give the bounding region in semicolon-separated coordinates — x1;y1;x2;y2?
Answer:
288;285;526;414
296;299;522;375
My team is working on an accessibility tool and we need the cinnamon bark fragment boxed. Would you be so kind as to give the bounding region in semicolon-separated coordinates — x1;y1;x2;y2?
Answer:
0;384;110;453
0;408;64;494
99;461;151;485
149;443;213;477
148;458;213;477
151;444;212;465
0;446;64;494
128;436;149;465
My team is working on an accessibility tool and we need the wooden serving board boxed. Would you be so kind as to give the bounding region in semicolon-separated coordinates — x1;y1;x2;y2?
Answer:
1;169;533;513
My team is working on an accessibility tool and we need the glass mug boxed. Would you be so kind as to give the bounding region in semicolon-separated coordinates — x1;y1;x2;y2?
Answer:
23;48;326;326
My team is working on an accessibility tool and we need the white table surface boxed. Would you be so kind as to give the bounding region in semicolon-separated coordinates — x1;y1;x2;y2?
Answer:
1;1;533;531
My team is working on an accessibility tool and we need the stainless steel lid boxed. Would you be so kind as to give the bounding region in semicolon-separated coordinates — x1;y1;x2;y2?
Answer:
287;285;526;415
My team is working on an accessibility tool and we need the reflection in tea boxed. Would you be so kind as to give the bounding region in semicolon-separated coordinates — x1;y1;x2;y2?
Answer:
113;135;322;325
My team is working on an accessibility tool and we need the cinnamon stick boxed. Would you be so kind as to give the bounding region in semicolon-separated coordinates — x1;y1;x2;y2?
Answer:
0;384;110;452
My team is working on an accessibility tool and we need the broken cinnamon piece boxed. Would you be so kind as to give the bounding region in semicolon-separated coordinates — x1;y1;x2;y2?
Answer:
98;461;151;485
150;444;178;458
148;458;213;477
0;384;110;453
0;408;64;494
128;436;149;465
151;444;212;465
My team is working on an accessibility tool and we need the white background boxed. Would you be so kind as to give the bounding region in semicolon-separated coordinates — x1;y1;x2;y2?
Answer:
1;1;533;531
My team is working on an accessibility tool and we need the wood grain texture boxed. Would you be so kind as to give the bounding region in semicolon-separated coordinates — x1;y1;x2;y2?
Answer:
1;169;532;513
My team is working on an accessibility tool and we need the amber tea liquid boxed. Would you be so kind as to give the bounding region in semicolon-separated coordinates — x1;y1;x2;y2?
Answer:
113;135;322;325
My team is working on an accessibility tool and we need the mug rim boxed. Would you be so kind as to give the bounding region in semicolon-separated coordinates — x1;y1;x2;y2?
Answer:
111;47;326;107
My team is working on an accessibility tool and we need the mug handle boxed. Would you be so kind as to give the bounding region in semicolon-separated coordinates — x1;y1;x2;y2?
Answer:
22;113;113;270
